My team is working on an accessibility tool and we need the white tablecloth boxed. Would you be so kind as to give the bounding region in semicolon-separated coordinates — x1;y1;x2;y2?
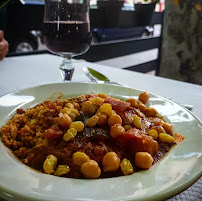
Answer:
0;54;201;201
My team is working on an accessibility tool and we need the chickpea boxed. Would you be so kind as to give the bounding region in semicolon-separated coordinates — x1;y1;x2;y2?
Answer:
43;154;57;174
102;152;120;172
81;160;101;179
135;152;153;169
69;109;80;117
138;92;150;104
86;115;99;127
60;108;79;120
72;102;80;110
98;93;107;98
68;112;76;121
95;97;104;106
81;101;92;113
162;122;173;134
145;108;158;117
110;124;125;139
89;98;96;104
126;98;138;108
60;108;71;115
89;104;99;114
58;113;73;128
99;103;112;116
62;108;79;121
108;114;122;127
73;151;90;166
151;126;166;134
70;121;84;132
97;113;108;126
65;103;74;109
137;103;147;113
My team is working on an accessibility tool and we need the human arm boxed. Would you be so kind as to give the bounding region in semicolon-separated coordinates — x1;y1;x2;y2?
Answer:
0;30;9;60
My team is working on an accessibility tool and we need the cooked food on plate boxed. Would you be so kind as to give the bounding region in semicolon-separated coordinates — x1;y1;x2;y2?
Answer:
1;92;184;179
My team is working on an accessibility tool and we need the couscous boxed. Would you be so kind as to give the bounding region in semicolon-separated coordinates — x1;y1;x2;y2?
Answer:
0;92;184;179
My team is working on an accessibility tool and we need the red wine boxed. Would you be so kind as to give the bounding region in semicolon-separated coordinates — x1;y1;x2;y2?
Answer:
43;21;91;56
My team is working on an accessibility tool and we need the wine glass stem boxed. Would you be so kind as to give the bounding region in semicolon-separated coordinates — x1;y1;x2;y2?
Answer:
59;58;75;81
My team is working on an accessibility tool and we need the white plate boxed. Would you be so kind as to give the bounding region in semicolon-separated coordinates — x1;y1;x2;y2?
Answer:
0;83;201;201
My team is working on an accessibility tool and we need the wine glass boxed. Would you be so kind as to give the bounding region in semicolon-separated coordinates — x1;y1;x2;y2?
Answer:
43;0;91;81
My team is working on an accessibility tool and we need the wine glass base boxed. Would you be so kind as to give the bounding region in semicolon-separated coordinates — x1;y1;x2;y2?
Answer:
59;58;74;81
60;68;74;81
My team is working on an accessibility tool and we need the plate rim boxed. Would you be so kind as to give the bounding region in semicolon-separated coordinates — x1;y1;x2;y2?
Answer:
0;82;201;201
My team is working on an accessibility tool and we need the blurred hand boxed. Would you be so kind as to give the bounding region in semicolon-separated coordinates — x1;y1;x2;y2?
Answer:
0;30;9;60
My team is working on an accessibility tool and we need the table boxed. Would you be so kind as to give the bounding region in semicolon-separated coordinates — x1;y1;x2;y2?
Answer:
0;54;201;201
